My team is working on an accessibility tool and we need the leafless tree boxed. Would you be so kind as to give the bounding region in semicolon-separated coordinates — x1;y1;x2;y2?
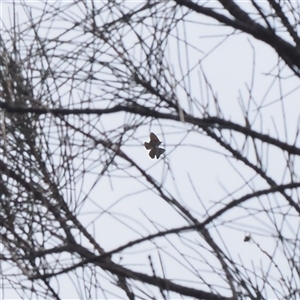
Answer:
1;1;300;299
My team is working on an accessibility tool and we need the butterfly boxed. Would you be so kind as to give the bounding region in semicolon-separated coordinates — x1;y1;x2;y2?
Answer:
144;132;166;159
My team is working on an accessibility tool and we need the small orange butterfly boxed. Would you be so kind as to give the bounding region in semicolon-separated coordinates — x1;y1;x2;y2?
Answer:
144;132;165;159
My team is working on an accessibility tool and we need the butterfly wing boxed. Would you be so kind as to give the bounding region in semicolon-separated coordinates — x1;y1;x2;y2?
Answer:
149;147;156;159
150;132;160;142
156;147;165;159
149;132;161;147
144;142;152;150
145;133;164;159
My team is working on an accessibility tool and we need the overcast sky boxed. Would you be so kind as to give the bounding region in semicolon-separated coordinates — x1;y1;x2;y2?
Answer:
1;1;300;299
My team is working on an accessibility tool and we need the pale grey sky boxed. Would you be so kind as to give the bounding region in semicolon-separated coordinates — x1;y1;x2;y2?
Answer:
1;1;299;299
